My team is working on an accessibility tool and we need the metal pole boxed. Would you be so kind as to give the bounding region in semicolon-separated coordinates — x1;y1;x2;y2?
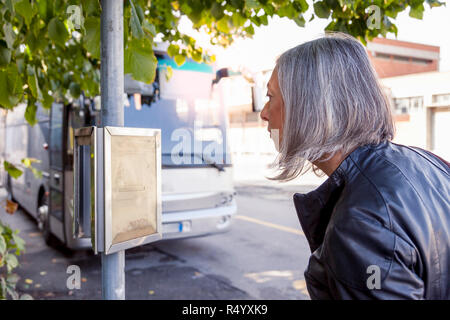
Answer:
100;0;125;300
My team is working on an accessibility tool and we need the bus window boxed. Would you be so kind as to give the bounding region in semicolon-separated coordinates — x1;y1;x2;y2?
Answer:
66;105;87;169
124;57;230;167
50;104;64;169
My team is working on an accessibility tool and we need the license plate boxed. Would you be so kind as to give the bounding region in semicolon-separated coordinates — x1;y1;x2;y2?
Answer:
163;222;183;233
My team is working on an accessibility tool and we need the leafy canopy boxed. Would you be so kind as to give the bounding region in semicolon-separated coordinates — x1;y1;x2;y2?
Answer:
0;221;31;300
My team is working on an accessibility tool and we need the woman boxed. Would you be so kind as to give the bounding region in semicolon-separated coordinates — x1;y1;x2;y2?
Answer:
260;32;449;299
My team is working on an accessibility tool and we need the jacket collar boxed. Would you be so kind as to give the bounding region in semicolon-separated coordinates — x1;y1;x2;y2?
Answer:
293;154;351;253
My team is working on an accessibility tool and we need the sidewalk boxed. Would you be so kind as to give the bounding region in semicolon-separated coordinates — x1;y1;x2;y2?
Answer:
232;153;327;191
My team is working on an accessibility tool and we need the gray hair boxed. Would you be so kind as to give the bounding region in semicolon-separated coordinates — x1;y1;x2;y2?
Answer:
272;32;395;181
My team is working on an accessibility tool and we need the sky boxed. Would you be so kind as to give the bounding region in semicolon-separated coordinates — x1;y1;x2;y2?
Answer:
178;0;450;73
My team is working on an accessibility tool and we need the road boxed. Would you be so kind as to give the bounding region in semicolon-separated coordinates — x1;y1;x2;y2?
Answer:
0;182;318;300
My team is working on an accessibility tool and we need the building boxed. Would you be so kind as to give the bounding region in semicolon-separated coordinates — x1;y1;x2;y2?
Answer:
381;71;450;160
367;37;440;78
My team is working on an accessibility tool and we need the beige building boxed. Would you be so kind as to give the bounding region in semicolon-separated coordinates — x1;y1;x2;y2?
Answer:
381;71;450;160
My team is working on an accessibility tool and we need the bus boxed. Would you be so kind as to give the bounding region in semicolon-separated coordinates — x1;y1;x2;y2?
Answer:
2;49;237;250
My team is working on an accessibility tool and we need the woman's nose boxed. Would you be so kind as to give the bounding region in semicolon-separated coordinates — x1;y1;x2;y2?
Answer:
260;102;269;122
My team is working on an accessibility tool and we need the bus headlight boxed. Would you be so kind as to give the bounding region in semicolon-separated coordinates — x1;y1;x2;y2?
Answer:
219;193;234;206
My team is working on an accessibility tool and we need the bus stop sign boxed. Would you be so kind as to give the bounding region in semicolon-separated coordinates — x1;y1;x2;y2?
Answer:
73;126;162;254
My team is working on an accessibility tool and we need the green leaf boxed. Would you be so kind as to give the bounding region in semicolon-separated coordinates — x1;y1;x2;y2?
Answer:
48;17;69;46
245;0;259;9
142;20;156;37
25;30;39;53
129;0;144;39
82;0;100;16
232;13;246;27
4;0;14;15
21;158;42;180
21;158;31;168
30;167;43;180
0;277;6;299
6;273;20;286
27;67;43;101
314;1;331;19
2;224;12;235
41;91;53;109
3;161;23;179
63;72;73;88
84;17;100;59
167;44;180;57
174;54;186;66
294;14;306;27
69;82;81;98
217;17;230;33
0;236;6;255
165;65;173;81
187;1;203;25
245;24;255;35
0;66;22;109
37;0;48;21
3;23;15;49
262;3;275;15
192;49;202;63
15;0;35;27
427;0;445;7
231;0;244;10
259;15;268;25
295;0;309;12
211;1;224;20
179;2;192;15
21;157;40;167
409;4;424;19
6;284;19;300
25;102;38;126
0;43;11;67
125;40;157;84
135;3;145;23
278;4;297;19
4;253;18;272
11;233;25;252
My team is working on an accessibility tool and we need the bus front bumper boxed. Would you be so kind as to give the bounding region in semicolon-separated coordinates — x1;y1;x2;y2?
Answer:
161;200;237;240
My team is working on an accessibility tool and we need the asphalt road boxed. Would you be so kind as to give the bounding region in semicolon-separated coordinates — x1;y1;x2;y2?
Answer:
0;182;318;300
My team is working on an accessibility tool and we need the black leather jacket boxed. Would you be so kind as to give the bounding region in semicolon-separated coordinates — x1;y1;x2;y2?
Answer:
293;141;450;299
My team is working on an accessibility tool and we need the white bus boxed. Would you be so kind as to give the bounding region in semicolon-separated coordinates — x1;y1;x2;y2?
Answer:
3;50;237;249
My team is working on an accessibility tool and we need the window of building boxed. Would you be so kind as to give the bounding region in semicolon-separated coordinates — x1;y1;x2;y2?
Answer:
375;52;391;60
432;93;450;105
393;96;424;115
374;52;431;65
411;57;432;65
392;55;410;62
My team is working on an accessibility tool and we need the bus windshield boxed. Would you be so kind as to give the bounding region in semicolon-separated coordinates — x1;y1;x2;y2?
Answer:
124;57;230;167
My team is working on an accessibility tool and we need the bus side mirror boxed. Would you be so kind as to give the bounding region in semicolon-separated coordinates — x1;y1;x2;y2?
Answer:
213;68;244;84
213;68;230;84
